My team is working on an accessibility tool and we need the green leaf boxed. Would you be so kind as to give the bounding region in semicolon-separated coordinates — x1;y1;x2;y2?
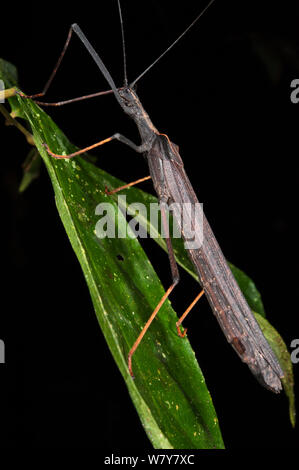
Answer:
0;58;17;86
18;148;42;192
255;313;296;427
229;263;266;317
1;76;224;447
0;58;23;117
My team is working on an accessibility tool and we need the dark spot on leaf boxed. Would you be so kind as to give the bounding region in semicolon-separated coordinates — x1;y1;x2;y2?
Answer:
116;254;124;261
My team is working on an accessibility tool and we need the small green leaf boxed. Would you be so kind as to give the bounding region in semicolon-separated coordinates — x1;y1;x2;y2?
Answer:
0;58;23;117
19;148;42;192
255;313;296;427
229;263;266;317
0;58;17;86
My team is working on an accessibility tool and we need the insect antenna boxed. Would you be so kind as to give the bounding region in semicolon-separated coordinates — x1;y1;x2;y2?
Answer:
117;0;128;86
130;0;216;87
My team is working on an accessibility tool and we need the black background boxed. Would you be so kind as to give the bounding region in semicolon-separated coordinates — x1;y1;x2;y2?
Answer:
0;0;298;451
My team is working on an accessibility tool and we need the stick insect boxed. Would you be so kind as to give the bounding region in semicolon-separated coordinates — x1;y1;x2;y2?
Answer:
18;0;284;392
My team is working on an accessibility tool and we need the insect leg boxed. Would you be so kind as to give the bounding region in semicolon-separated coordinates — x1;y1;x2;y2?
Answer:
105;176;151;195
176;289;205;337
18;26;75;100
16;25;114;107
43;133;149;159
128;199;180;377
30;90;114;107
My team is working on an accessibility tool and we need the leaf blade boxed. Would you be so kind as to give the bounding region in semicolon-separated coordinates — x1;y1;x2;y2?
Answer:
15;90;224;449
